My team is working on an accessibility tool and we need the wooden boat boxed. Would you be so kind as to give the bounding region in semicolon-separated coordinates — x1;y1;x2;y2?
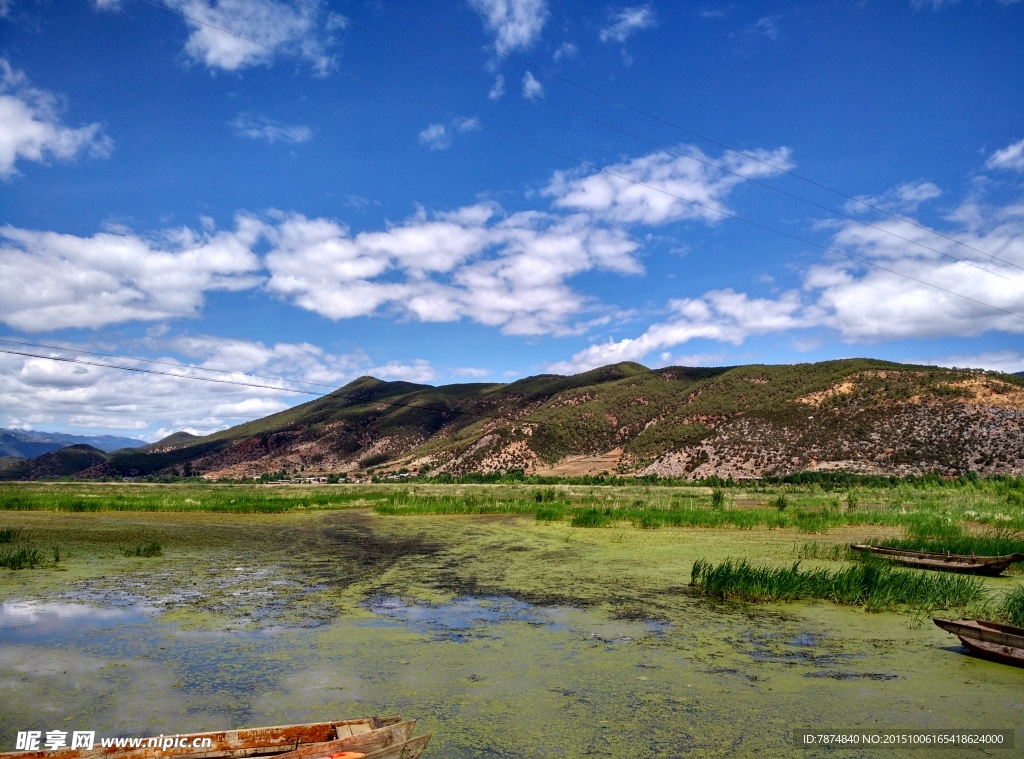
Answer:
0;719;429;759
934;618;1024;667
850;544;1024;576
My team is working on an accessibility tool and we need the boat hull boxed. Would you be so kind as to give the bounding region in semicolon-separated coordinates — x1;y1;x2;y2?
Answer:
851;545;1024;576
934;618;1024;668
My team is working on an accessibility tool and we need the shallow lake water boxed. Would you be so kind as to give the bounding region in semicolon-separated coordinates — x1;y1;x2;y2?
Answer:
1;510;1022;757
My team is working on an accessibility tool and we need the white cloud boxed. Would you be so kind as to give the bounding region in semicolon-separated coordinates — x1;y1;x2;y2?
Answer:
552;42;578;61
467;0;548;53
93;0;123;9
0;336;438;439
747;15;782;40
599;5;657;43
545;144;794;225
919;350;1024;374
522;71;544;99
452;367;492;378
264;204;643;336
548;289;806;373
549;184;1024;372
229;113;312;143
0;58;112;177
844;180;942;214
0;217;263;331
488;74;506;99
169;0;339;73
986;139;1024;172
418;118;479;150
418;123;451;150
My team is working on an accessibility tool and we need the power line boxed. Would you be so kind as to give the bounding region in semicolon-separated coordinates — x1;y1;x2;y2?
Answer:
287;0;1024;284
131;0;1024;326
0;337;340;390
0;348;561;431
364;0;1013;268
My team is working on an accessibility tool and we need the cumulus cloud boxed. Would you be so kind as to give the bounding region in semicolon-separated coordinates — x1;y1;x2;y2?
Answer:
0;336;438;438
168;0;340;73
919;350;1024;374
986;139;1024;172
552;42;578;61
745;15;782;40
467;0;548;53
229;113;312;143
599;5;657;43
488;74;506;99
545;144;794;225
0;58;112;177
521;71;544;99
547;290;806;373
549;186;1024;373
264;204;642;335
844;180;942;214
418;118;479;150
0;217;263;331
418;123;451;150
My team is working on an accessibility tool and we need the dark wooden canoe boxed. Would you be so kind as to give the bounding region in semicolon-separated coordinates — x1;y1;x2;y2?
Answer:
0;719;420;759
934;618;1024;667
850;545;1024;576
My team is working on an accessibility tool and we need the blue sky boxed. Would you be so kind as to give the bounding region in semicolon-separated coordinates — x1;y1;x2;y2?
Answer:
1;0;1022;440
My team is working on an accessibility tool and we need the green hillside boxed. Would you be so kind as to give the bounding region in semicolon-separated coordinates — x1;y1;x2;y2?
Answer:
15;358;1024;481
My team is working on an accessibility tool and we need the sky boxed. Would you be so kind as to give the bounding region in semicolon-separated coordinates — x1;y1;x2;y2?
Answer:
1;0;1023;441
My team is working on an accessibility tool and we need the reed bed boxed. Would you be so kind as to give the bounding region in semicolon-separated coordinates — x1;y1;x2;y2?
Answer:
122;541;163;558
376;494;538;516
0;485;387;513
690;558;987;611
0;545;47;570
998;585;1024;627
880;525;1024;558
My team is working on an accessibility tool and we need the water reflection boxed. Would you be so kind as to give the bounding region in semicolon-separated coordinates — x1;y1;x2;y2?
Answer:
0;602;152;643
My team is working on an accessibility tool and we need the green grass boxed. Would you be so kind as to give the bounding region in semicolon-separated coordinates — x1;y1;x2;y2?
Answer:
123;541;162;558
0;527;22;543
0;484;391;513
879;520;1024;557
570;509;613;528
998;585;1024;627
690;558;987;612
0;545;46;570
375;494;538;516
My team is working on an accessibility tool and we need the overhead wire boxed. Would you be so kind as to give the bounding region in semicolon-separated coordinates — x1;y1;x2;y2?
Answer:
0;347;564;430
132;0;1024;325
364;0;1013;268
287;0;1024;284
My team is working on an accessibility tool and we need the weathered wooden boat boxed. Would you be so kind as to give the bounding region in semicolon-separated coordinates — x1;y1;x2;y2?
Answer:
934;618;1024;667
1;719;429;759
850;544;1024;575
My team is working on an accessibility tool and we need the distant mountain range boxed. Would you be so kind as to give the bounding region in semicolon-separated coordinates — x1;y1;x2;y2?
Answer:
0;428;147;459
3;358;1023;482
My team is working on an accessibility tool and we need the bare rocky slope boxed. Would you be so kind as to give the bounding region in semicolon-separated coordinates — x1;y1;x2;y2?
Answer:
50;358;1024;482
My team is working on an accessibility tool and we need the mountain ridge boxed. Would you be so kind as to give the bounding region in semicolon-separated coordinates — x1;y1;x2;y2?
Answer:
47;358;1023;481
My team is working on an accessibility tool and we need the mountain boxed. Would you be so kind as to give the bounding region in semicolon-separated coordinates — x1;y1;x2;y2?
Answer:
0;444;110;481
0;428;146;458
58;358;1024;481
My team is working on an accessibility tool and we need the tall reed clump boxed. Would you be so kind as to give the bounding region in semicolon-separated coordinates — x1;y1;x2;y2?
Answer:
570;508;614;528
998;585;1024;627
0;527;22;543
122;541;162;558
884;518;1024;557
0;545;46;570
690;558;986;612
